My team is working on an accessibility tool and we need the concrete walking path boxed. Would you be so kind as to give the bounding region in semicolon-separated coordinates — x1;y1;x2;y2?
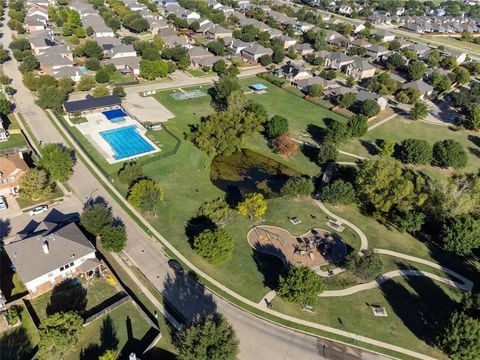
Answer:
338;150;366;160
367;113;397;132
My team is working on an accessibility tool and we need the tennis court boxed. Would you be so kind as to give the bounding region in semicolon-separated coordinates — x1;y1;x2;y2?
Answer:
100;125;155;160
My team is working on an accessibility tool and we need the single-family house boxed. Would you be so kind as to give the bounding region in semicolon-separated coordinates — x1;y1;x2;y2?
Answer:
0;153;29;196
163;35;190;48
108;44;137;59
345;57;376;79
357;90;388;111
444;50;467;65
111;56;140;77
293;43;314;55
191;55;228;69
372;29;395;42
407;43;431;57
229;39;253;55
294;76;335;92
279;35;297;49
275;63;312;83
241;44;273;63
188;46;214;61
338;5;353;15
366;44;391;61
324;51;354;70
206;26;233;40
29;30;56;55
24;15;47;32
402;80;434;99
4;219;100;297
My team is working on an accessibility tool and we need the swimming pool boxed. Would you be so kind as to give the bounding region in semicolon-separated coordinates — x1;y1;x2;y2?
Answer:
102;108;128;121
100;125;155;160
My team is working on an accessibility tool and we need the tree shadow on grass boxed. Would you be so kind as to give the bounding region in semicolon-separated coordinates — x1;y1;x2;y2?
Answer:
46;279;87;316
0;327;35;360
252;247;287;290
79;315;120;360
380;263;457;346
0;218;11;240
301;143;319;164
184;215;217;247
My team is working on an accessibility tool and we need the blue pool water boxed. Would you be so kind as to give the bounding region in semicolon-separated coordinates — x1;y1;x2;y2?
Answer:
100;125;155;160
103;108;128;120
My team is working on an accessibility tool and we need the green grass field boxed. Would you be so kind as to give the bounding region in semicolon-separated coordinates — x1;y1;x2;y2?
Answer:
273;276;461;359
0;305;39;359
340;117;480;182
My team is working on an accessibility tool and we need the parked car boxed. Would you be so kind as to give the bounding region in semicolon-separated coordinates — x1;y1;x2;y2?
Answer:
0;196;7;211
168;259;184;274
28;205;48;216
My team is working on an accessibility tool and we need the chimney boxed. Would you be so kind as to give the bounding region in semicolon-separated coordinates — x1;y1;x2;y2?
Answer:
42;240;49;254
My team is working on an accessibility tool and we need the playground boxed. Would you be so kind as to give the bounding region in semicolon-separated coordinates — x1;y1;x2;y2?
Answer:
247;225;346;271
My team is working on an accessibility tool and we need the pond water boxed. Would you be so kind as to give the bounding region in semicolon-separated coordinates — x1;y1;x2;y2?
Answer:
210;149;300;199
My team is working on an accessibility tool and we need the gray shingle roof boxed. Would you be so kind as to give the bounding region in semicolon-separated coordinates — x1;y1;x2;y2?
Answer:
4;221;96;284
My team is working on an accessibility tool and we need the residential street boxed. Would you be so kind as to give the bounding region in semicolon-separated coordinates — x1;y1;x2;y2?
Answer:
0;14;388;360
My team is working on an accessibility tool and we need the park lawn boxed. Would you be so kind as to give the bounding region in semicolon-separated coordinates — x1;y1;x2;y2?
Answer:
66;301;152;360
0;305;39;359
0;134;27;150
30;277;120;321
272;276;461;359
423;35;480;54
238;77;349;136
145;128;180;155
340;116;480;181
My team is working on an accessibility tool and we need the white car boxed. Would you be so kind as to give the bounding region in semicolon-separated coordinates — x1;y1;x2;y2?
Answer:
0;196;7;211
28;205;48;216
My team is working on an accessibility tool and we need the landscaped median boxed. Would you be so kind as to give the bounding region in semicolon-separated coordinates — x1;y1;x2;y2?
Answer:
44;88;460;360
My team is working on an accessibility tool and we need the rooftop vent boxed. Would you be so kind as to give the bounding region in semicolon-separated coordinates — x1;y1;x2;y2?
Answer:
42;240;49;254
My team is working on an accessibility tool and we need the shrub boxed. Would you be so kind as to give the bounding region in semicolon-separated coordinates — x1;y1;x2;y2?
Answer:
396;138;433;164
344;249;382;281
322;180;356;205
6;306;20;325
432;140;467;168
193;228;234;264
280;176;314;197
273;134;297;158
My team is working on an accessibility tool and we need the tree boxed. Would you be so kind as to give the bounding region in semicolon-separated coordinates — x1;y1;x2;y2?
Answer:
18;55;39;73
95;68;111;83
273;134;297;158
128;179;164;214
465;106;480;130
80;204;113;236
92;85;110;97
237;193;267;219
139;59;169;80
386;53;405;70
378;139;396;157
19;169;53;200
338;92;356;109
38;144;74;182
280;176;314;198
432;140;467;168
392;211;425;233
323;121;351;144
410;101;428;120
317;142;337;165
361;99;380;117
175;313;239;360
427;50;441;68
396;138;432;164
436;311;480;360
36;86;67;111
259;54;272;66
211;75;240;109
112;86;126;98
264;115;288;139
306;84;323;98
195;197;231;224
99;225;127;252
321;180;356;205
193;228;233;264
99;350;119;360
118;162;143;185
76;75;96;91
0;99;12;115
82;40;103;59
439;214;480;255
408;60;427;81
441;55;457;70
344;249;382;281
348;114;368;137
396;87;420;104
212;59;227;75
277;266;324;305
37;312;83;360
453;66;470;85
356;159;428;221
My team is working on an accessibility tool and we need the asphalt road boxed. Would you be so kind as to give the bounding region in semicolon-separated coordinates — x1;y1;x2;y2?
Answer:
0;16;389;359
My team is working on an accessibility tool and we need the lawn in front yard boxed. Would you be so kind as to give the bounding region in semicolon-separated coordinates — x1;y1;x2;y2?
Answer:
340;116;480;182
273;276;461;359
0;134;27;151
16;184;64;210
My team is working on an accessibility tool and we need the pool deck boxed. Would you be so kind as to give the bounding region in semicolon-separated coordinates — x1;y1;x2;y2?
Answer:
75;112;160;164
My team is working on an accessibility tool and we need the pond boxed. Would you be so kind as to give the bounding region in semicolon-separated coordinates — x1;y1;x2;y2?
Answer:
210;149;300;199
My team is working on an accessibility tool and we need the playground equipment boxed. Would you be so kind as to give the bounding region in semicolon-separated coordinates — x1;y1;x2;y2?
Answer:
254;226;285;246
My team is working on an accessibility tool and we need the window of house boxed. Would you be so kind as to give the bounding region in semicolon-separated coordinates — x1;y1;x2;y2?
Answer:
70;262;74;267
60;266;64;271
65;264;70;269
